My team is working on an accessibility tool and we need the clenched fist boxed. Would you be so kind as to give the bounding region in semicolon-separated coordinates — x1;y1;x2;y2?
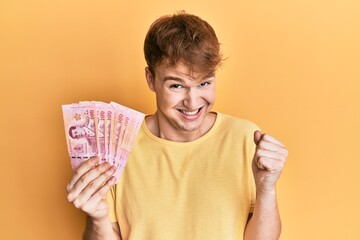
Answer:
252;130;288;194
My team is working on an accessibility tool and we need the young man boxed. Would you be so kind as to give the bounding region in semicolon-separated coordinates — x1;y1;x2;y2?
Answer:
66;12;288;240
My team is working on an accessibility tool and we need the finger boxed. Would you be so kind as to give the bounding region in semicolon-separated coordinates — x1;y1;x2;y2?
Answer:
72;166;117;208
261;134;286;148
93;176;117;200
67;157;100;192
257;140;288;157
257;156;285;173
67;162;113;203
82;177;117;213
256;149;287;162
253;130;263;145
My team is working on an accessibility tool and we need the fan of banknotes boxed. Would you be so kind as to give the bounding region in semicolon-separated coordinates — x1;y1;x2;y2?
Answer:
62;101;145;180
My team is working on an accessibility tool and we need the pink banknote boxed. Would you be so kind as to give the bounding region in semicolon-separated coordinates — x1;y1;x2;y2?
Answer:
62;103;98;170
95;102;107;163
62;101;145;181
104;105;114;163
110;105;127;165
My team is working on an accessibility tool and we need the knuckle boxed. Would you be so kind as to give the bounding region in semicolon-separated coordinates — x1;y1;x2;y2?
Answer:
262;134;270;141
97;163;109;173
85;157;95;166
73;199;82;209
81;204;91;213
99;174;112;183
87;181;96;191
74;168;82;177
90;156;99;164
99;166;114;179
78;175;87;185
258;141;266;149
67;193;73;203
106;166;116;175
72;167;81;179
279;155;286;162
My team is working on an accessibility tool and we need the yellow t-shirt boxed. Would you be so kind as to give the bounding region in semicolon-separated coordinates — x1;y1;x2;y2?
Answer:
107;112;259;240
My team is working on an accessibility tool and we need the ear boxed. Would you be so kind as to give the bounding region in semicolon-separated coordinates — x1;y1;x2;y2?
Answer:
145;67;155;92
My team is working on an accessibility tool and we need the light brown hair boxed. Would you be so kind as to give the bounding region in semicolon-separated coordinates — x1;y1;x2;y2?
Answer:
144;11;223;76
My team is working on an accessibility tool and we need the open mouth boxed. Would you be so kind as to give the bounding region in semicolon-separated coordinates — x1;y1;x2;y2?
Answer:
177;107;203;117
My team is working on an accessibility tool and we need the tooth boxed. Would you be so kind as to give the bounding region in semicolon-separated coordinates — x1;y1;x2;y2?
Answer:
182;110;198;115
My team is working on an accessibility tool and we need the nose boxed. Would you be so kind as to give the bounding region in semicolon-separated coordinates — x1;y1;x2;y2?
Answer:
183;88;200;109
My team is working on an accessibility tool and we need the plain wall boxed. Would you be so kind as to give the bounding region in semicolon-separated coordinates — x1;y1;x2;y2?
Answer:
1;0;359;239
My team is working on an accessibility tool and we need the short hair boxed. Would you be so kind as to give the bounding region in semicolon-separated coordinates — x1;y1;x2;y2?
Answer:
144;11;223;76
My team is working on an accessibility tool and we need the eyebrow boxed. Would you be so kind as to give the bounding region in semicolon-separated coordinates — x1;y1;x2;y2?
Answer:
163;73;215;82
164;76;185;82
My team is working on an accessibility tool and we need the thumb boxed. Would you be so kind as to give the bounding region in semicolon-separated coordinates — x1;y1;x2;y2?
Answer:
253;130;263;145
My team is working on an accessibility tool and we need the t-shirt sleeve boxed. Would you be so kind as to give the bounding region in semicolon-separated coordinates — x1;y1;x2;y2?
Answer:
106;185;118;222
247;124;260;213
248;141;257;213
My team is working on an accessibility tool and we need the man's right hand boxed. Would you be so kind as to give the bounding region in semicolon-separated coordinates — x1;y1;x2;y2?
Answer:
66;157;117;219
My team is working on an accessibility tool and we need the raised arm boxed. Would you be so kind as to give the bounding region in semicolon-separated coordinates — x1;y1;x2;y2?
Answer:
244;131;288;240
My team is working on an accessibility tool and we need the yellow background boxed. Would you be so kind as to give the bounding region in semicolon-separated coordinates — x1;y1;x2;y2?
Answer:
1;0;359;239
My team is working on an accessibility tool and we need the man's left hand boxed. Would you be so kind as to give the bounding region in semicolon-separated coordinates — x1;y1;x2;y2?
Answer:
252;130;288;194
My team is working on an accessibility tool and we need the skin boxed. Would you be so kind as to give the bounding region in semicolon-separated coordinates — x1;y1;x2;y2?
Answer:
244;130;288;240
144;62;217;141
66;157;120;240
66;62;288;240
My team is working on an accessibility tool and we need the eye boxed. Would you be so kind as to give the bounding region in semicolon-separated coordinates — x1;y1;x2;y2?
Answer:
199;82;210;87
170;84;182;89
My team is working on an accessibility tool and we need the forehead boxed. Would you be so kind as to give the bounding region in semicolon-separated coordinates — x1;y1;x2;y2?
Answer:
155;61;215;81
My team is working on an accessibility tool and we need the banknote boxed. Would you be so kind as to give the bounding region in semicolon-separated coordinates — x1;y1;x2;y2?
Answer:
62;104;98;170
104;105;114;163
95;102;107;162
62;101;145;181
110;104;128;165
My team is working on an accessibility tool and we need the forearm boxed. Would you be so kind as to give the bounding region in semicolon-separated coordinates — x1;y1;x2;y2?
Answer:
244;190;281;240
83;216;119;240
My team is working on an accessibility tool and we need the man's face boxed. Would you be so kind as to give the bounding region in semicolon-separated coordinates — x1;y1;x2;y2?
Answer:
71;127;86;139
146;62;216;135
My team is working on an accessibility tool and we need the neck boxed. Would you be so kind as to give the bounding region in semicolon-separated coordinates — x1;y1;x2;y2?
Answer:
157;118;202;142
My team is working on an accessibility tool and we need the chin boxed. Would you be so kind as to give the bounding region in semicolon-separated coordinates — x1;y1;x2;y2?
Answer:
179;125;200;132
177;117;205;132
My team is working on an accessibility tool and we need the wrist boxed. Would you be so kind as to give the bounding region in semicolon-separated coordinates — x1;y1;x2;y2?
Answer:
84;215;117;240
256;188;277;198
86;215;110;227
